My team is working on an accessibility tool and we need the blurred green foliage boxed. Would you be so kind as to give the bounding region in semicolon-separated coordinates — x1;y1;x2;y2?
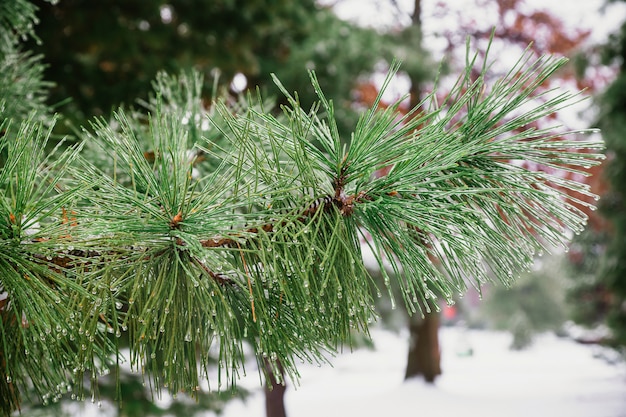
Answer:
481;255;569;349
27;0;415;134
19;370;249;417
568;2;626;349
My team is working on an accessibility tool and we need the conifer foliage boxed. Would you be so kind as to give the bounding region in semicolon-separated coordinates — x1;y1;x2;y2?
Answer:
0;2;604;415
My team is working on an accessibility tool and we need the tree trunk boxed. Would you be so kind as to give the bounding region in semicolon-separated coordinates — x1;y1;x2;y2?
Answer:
402;0;442;385
264;359;287;417
404;311;441;382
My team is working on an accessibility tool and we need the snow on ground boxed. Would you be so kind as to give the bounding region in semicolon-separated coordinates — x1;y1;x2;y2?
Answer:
215;326;626;417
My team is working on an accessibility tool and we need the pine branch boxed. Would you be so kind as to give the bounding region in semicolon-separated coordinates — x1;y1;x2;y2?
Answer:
0;0;40;47
0;116;114;414
0;46;604;414
0;44;52;128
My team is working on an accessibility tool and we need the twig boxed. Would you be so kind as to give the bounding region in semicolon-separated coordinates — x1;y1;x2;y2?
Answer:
237;242;256;322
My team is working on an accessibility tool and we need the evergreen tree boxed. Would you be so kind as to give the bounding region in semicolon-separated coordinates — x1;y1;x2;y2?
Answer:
483;254;570;350
26;0;389;135
0;2;604;416
568;4;626;348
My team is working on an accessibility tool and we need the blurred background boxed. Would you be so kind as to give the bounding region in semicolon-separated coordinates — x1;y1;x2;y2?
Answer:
18;0;626;415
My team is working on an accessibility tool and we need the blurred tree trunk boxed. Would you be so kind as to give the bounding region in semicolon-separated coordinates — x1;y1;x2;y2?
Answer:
403;0;442;383
265;359;287;417
405;310;441;381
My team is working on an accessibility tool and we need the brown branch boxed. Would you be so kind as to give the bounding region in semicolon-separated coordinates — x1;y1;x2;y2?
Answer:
32;249;103;272
21;181;383;290
200;223;274;248
237;242;256;322
192;256;237;287
31;247;242;288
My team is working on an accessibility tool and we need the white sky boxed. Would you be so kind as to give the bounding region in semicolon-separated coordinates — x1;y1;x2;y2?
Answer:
321;0;626;45
320;0;626;74
320;0;626;129
526;0;626;43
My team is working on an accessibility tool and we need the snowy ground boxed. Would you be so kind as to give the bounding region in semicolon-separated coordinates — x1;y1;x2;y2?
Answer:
215;326;626;417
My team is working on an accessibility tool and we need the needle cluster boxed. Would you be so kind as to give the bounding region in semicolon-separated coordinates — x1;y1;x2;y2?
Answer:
0;31;604;417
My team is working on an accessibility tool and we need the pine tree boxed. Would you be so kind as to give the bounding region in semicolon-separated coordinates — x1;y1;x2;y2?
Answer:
0;2;604;416
25;0;389;137
568;5;626;347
